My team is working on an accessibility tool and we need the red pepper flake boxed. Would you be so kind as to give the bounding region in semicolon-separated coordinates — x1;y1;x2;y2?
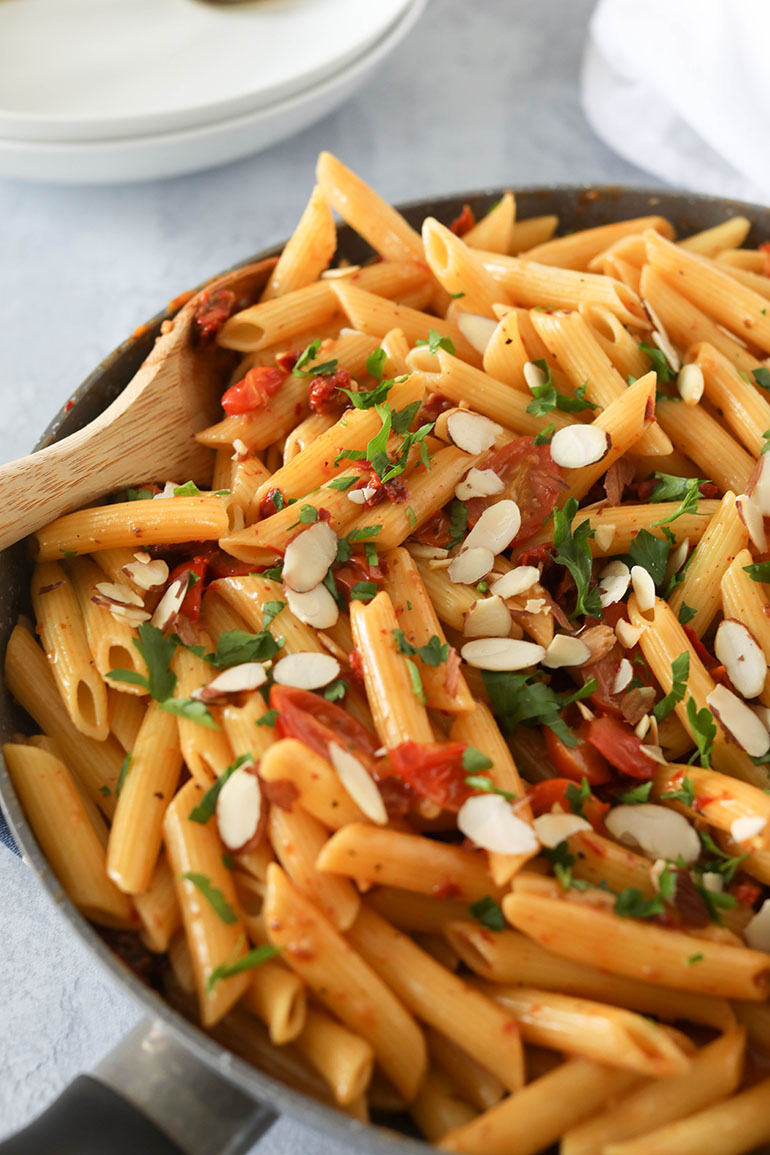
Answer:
64;400;75;412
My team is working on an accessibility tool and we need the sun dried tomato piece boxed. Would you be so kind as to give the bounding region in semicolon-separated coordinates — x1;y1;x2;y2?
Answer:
193;289;236;346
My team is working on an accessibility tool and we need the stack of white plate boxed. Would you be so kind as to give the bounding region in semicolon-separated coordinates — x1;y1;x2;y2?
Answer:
0;0;425;184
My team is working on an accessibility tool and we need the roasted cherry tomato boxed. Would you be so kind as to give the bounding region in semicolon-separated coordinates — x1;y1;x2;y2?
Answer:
167;556;207;620
526;777;609;830
544;723;612;786
270;685;379;761
221;365;285;415
387;740;472;813
485;437;566;545
585;715;656;779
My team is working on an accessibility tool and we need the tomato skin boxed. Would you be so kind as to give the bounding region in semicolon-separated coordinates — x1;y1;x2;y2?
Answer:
413;509;453;548
730;881;762;908
526;778;608;830
333;556;385;602
221;366;285;415
485;437;566;545
544;724;612;786
449;204;475;237
270;685;379;761
585;715;656;779
167;556;207;620
387;740;472;812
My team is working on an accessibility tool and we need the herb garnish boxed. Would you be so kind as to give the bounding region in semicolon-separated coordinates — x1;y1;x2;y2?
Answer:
109;622;177;700
393;630;449;667
181;873;238;924
525;359;598;417
292;339;338;379
482;671;597;747
652;652;690;722
552;498;602;618
469;896;505;931
188;754;253;824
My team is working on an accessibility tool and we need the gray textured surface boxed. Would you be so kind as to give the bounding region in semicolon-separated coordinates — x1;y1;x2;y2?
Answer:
0;0;656;1148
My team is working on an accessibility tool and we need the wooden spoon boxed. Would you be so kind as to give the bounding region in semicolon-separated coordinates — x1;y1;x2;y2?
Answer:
0;258;276;552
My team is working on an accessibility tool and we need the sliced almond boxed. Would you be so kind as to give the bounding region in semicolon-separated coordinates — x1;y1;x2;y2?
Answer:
700;871;724;893
749;454;770;517
272;651;341;690
665;538;690;582
192;662;268;703
455;468;506;502
549;426;611;470
456;311;498;355
533;812;592;848
676;363;704;406
525;597;548;614
576;700;595;722
490;566;540;599
707;684;770;757
612;658;633;694
93;581;145;609
328;742;387;825
542;634;591;669
715;619;767;700
150;575;188;631
153;481;179;500
578;623;617;663
347;486;377;505
616;619;643;649
216;762;265;853
449;547;495;585
523;361;548;391
463;500;521;554
622;686;656;726
598;560;631;608
461;637;545;671
284;583;340;630
231;438;249;461
464;596;512;639
755;704;770;729
122;558;169;591
321;265;362;280
133;551;152;564
736;493;767;552
605;803;700;865
635;714;651;739
443;410;503;455
407;544;450;560
457;793;539;855
630;565;656;613
594;524;616;552
744;899;770;952
283;521;338;593
730;815;767;844
98;603;151;627
642;298;681;373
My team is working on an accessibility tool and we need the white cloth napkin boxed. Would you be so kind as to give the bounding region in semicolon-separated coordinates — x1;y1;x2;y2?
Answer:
582;0;770;204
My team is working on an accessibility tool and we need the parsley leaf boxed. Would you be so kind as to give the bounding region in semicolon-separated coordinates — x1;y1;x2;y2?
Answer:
416;328;455;355
350;581;378;602
753;367;770;392
696;883;739;924
347;525;383;542
628;529;670;587
650;473;709;503
534;423;555;446
160;698;219;729
639;342;675;383
687;952;705;966
292;339;337;379
327;475;357;491
296;504;319;525
565;776;591;818
116;753;131;798
761;430;770;456
652;652;690;723
697;830;748;884
213;629;283;667
181;872;238;923
126;487;154;501
260;560;284;581
482;670;597;747
469;896;505;931
406;506;417;529
405;658;426;704
743;560;770;584
392;630;449;667
261;600;285;629
678;603;696;625
188;754;254;824
366;347;387;381
340;378;394;410
206;943;282;992
462;746;494;773
173;480;201;497
525;359;598;417
464;775;516;801
552;498;601;618
543;841;589;892
651;479;702;527
618;782;653;804
256;708;279;728
614;888;665;919
661;773;696;807
447;499;468;548
323;678;348;703
109;622;177;701
686;698;716;768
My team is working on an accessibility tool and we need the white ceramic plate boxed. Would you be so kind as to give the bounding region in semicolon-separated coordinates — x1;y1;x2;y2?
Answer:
0;0;415;143
0;0;426;184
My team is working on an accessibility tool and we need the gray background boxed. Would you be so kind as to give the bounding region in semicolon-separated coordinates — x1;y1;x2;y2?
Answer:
0;0;657;1147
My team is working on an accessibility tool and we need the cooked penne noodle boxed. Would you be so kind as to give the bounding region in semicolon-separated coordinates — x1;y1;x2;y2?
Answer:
268;803;359;931
259;739;367;829
69;555;147;694
678;216;750;256
410;1068;478;1142
263;864;427;1101
722;547;770;704
293;1006;374;1106
427;1029;505;1112
463;193;515;254
316;151;424;264
656;401;754;495
347;904;525;1091
526;215;674;270
509;213;558;253
521;498;719;557
431;349;572;435
366;888;470;934
423;217;512;316
261;184;336;301
693;341;770;457
666;491;748;635
481;310;530;387
316;823;502;904
579;301;652;381
133;852;182;953
32;561;110;740
2;743;134;927
653;761;770;847
241;956;307;1045
170;643;234;785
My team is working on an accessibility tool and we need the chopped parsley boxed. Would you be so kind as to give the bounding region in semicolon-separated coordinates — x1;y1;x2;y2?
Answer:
483;671;597;747
565;776;591;819
350;581;378;602
116;753;131;798
618;782;653;804
743;560;770;584
525;359;598;417
552;498;602;618
188;754;253;824
256;708;280;728
533;423;555;446
406;505;417;529
366;347;387;381
628;529;670;587
296;504;319;525
661;773;696;807
638;342;675;382
109;622;177;700
697;830;748;885
464;775;516;801
327;475;357;491
753;367;770;392
126;487;155;501
347;525;383;542
405;658;426;704
447;499;468;547
686;698;716;768
207;943;282;992
461;746;494;773
181;872;238;924
651;479;703;527
649;473;709;503
392;630;449;667
173;480;201;497
678;603;696;625
160;698;219;729
323;678;348;702
614;888;665;919
292;339;337;378
543;841;589;892
652;652;690;723
416;328;455;355
261;601;285;629
686;952;705;966
469;896;505;931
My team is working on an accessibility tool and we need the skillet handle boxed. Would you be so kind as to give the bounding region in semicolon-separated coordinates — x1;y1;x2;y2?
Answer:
0;1018;278;1155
